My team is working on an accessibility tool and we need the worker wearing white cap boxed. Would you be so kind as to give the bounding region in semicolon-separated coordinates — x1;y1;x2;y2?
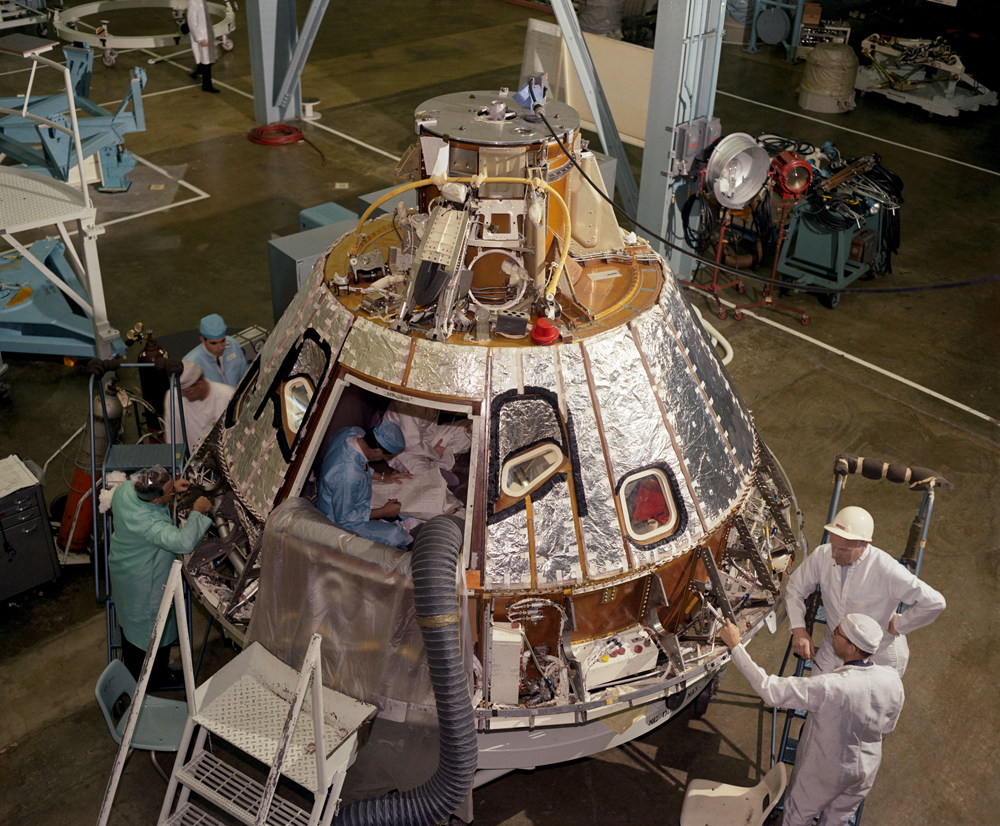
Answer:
317;421;414;547
163;359;234;454
720;613;904;826
786;505;945;676
183;313;248;388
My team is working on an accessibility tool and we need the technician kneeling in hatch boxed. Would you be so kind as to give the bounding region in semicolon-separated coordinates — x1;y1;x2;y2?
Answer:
317;421;414;548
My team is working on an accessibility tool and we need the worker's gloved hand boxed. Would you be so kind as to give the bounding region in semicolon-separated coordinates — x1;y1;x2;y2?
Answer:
173;478;192;494
383;471;412;484
791;627;816;660
192;496;212;515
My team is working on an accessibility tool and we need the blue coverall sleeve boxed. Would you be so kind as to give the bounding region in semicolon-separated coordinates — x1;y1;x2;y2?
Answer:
226;338;248;385
328;464;372;529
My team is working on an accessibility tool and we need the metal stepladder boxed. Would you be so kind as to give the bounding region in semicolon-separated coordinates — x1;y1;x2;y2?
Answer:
89;358;192;662
769;452;952;825
96;560;377;826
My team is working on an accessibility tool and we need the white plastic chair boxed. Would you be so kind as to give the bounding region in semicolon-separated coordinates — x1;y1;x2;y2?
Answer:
680;761;789;826
95;658;188;781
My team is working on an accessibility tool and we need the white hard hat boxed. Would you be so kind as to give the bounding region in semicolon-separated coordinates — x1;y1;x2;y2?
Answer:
824;505;874;542
841;613;883;655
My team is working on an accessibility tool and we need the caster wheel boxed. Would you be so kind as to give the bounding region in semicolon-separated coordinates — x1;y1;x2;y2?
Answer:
102;49;117;67
801;315;811;326
221;35;235;52
718;309;727;320
819;292;840;310
734;310;743;320
36;23;48;37
736;282;746;294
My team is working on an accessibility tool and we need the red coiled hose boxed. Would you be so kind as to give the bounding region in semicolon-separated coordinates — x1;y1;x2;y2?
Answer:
248;123;326;165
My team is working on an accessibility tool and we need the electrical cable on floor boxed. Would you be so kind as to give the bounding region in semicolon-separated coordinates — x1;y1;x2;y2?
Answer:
248;123;326;165
531;106;1000;298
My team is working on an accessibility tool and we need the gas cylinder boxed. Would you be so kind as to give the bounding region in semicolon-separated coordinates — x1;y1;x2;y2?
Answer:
56;384;123;553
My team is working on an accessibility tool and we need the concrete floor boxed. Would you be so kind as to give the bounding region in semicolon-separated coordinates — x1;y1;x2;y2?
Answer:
1;2;998;824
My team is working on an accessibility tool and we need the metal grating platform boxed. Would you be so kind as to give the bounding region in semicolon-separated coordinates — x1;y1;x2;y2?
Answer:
192;643;373;793
195;672;350;792
104;443;178;473
0;167;91;233
162;801;229;826
175;749;310;826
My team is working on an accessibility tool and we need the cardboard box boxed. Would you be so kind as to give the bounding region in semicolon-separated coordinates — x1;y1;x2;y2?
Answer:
803;3;822;26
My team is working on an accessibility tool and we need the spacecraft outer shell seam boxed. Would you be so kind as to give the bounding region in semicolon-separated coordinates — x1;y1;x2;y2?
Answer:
661;284;755;482
472;353;493;573
525;496;537;589
655;304;747;487
579;340;635;575
627;318;710;536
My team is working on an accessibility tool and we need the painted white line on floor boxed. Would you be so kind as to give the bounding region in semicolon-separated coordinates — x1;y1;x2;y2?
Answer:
305;120;402;162
718;295;1000;427
717;90;1000;178
95;155;210;229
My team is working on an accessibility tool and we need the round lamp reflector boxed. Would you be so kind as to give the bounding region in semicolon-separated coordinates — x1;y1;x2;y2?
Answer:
706;133;770;209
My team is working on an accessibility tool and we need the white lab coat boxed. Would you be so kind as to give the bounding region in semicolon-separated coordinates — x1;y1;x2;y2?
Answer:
786;542;946;675
730;644;904;826
383;401;472;475
163;381;234;453
187;0;217;64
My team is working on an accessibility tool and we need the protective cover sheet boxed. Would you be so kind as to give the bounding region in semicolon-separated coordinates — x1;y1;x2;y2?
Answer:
247;498;460;797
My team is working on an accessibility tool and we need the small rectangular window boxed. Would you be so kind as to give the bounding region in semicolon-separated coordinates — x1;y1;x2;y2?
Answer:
501;443;564;500
619;469;679;543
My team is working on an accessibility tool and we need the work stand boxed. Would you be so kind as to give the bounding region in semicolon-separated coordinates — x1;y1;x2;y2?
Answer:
97;560;376;826
680;208;746;319
734;200;811;325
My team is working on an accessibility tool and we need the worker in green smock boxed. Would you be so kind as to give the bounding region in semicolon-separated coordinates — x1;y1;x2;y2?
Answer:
109;466;212;688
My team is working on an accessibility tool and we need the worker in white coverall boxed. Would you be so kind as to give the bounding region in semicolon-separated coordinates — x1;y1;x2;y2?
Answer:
163;360;234;454
383;400;471;482
186;0;220;93
786;505;946;676
720;614;904;826
109;467;212;688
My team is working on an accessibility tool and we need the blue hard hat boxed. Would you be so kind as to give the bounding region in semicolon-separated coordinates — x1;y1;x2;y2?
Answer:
200;313;227;338
373;421;405;454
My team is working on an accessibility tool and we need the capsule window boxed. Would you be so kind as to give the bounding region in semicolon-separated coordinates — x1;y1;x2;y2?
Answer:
619;469;679;543
501;443;564;500
281;376;314;436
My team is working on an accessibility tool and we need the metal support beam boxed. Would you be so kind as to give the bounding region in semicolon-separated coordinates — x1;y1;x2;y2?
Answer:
550;0;639;218
637;0;725;276
273;0;331;121
245;0;302;125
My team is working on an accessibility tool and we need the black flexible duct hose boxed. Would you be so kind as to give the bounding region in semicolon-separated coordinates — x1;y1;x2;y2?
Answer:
335;515;476;826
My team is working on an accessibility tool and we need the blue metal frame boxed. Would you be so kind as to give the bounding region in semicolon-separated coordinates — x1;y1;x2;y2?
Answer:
0;239;127;358
0;45;146;189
